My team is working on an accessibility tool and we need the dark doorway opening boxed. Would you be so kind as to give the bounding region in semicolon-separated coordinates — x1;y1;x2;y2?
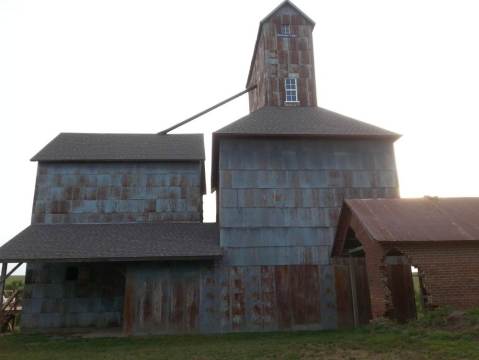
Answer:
384;252;417;323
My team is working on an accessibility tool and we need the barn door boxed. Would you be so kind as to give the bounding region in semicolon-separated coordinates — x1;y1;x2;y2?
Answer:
385;256;416;323
334;257;372;328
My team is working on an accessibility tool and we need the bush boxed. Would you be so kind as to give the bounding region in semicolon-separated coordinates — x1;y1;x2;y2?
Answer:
5;279;24;291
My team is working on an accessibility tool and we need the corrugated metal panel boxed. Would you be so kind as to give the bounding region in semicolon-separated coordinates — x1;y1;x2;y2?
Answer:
124;263;336;334
345;197;479;243
124;262;203;335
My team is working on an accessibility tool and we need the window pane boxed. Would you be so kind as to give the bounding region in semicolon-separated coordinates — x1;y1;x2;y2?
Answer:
281;24;290;34
285;77;298;102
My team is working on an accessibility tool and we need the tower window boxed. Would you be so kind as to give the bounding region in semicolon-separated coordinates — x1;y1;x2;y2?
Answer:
280;24;291;35
285;78;299;103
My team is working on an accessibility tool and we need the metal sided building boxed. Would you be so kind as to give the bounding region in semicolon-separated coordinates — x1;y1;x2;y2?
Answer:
209;0;399;331
0;1;401;334
0;133;224;333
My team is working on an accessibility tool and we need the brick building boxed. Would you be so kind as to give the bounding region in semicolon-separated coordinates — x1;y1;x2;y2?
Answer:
332;198;479;322
0;0;475;334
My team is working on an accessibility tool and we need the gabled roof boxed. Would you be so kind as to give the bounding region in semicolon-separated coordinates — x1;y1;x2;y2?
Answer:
246;1;315;87
211;106;400;191
31;133;205;162
332;197;479;256
0;223;221;262
261;0;315;27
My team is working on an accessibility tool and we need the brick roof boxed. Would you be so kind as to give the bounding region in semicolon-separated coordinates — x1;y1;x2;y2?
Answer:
31;133;205;162
0;223;221;262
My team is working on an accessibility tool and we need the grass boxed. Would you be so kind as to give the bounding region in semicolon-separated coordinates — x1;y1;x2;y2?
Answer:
1;312;478;360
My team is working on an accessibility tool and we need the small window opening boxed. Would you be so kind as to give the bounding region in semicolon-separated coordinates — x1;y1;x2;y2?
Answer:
285;77;299;103
65;266;79;281
280;24;291;35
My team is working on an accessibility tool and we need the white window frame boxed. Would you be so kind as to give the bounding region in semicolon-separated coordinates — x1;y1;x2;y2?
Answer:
285;78;299;103
280;24;291;35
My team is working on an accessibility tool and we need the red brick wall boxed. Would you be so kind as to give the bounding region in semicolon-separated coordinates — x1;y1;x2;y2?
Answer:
347;216;479;317
349;216;389;318
389;243;479;310
248;4;317;112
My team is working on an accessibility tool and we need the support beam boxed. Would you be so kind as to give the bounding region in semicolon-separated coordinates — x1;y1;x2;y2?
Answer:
348;246;364;255
0;263;6;316
158;85;257;134
348;257;359;327
5;263;23;280
1;289;19;312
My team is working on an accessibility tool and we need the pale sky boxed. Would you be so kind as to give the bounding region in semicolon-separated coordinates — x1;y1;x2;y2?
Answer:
1;0;478;271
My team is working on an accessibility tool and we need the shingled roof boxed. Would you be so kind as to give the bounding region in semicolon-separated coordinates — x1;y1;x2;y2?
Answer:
211;106;400;191
0;223;221;262
31;133;205;162
215;106;400;137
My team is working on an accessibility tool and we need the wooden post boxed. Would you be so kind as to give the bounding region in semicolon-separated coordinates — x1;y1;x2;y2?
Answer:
0;262;7;323
0;263;6;304
348;257;359;328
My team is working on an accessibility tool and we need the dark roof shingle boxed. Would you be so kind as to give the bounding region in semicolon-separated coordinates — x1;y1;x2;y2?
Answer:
0;223;221;262
31;133;205;162
215;106;400;138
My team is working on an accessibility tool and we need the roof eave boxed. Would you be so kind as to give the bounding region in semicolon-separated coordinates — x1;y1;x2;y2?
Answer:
0;254;223;263
31;158;206;163
213;132;401;141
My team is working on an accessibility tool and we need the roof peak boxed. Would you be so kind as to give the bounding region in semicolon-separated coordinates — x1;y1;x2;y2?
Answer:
261;1;315;26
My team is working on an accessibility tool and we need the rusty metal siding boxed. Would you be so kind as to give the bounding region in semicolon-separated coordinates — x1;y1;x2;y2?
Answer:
216;137;397;331
124;262;204;335
32;162;203;224
248;6;317;111
21;262;124;331
124;262;334;334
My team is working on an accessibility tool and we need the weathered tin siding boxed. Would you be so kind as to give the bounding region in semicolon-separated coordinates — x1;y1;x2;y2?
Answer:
22;160;204;332
32;162;203;224
21;262;124;331
219;138;398;265
123;261;334;334
213;137;398;330
248;5;317;112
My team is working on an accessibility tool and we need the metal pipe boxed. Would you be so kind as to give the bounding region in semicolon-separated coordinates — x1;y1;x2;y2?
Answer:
158;85;257;134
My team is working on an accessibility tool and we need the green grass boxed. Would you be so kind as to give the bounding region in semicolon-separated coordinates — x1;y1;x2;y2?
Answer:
0;323;478;360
